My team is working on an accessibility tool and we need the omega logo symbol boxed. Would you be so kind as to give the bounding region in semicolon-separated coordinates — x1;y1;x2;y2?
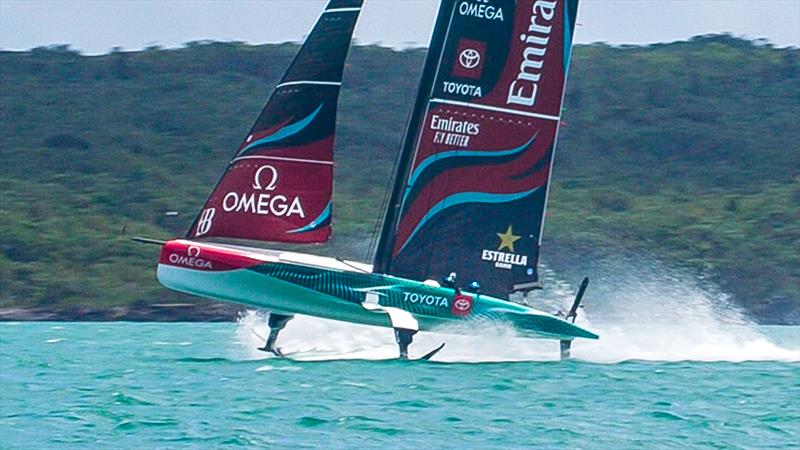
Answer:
187;245;201;257
253;165;278;191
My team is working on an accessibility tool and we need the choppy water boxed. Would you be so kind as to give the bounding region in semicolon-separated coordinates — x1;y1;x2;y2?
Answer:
1;318;798;449
3;260;800;448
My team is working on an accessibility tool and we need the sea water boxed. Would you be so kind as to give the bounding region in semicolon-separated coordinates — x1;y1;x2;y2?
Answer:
2;260;799;449
1;318;797;449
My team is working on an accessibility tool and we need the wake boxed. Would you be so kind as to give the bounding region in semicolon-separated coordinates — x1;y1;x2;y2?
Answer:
232;255;799;364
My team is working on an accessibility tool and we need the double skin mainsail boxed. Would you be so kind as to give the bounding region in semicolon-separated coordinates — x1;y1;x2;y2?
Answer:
374;0;579;298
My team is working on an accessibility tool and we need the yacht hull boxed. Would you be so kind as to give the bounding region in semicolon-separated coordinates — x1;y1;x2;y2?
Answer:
157;240;598;340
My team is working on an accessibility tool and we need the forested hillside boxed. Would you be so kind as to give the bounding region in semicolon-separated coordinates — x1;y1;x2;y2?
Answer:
1;35;797;322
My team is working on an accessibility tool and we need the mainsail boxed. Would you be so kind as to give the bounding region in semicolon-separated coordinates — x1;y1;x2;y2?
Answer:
374;0;579;297
187;0;363;243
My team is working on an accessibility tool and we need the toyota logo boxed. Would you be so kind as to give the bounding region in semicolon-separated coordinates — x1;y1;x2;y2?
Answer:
454;298;471;311
187;245;201;257
452;294;473;316
459;48;481;69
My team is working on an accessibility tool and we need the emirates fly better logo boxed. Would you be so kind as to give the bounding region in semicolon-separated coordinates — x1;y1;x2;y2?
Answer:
452;38;486;79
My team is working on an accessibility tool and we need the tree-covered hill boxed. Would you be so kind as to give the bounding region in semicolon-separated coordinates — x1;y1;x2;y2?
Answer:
1;35;798;323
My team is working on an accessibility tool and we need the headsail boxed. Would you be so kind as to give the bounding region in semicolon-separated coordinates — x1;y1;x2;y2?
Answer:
187;0;363;243
374;0;579;297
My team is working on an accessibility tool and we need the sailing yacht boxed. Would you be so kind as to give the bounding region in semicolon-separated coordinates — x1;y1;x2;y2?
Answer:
146;0;597;359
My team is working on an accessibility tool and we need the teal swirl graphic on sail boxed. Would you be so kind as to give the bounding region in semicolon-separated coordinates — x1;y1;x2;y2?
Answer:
238;104;324;155
288;202;332;234
401;135;536;207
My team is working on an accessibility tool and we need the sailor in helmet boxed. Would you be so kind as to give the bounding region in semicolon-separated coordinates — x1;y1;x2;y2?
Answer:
441;272;457;289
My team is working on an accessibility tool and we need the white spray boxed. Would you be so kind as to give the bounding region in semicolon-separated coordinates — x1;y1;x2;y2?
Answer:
232;253;799;363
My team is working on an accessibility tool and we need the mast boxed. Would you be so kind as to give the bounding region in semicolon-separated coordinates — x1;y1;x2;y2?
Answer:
374;0;457;273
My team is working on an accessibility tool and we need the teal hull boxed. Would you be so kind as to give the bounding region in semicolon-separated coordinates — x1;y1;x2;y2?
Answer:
157;244;597;341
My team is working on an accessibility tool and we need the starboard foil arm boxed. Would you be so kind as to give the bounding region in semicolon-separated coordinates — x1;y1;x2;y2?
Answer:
559;277;592;359
566;277;590;323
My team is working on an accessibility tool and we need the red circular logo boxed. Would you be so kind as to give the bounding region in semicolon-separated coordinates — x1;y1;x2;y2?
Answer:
452;294;473;316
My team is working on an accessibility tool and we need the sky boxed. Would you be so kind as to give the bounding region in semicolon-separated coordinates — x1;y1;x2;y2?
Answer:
1;0;798;54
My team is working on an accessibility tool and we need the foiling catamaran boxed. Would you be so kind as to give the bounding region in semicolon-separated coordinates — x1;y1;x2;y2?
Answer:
140;0;598;360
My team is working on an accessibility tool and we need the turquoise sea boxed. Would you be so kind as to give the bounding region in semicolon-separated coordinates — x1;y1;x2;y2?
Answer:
1;315;798;449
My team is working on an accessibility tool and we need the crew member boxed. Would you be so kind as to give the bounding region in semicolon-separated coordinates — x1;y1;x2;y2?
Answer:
441;272;457;288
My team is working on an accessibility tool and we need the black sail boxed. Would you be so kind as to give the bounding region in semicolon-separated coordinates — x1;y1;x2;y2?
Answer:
374;0;580;298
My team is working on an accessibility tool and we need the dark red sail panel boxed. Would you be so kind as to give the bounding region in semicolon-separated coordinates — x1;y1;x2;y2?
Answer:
187;0;362;243
375;0;580;297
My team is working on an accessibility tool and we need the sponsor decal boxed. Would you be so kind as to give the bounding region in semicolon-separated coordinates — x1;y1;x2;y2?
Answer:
452;293;474;316
159;241;262;272
481;225;528;270
195;208;215;236
168;246;213;270
452;38;486;79
222;164;305;218
496;224;521;252
507;0;557;107
460;48;481;69
442;81;483;98
403;291;450;308
457;0;505;21
445;38;486;98
430;114;480;148
252;164;278;191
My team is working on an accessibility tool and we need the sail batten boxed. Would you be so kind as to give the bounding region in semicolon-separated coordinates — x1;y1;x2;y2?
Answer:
375;0;580;298
187;0;362;243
